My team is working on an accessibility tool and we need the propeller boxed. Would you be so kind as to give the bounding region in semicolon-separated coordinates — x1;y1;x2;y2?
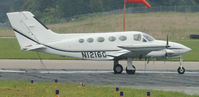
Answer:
165;35;170;58
166;35;170;48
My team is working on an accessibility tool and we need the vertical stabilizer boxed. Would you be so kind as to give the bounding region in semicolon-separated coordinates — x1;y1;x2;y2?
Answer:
7;11;58;50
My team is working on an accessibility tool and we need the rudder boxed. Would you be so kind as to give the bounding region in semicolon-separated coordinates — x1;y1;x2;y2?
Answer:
7;11;58;50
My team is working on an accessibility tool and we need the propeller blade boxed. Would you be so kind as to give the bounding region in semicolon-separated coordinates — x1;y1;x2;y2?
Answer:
165;35;170;58
166;35;169;48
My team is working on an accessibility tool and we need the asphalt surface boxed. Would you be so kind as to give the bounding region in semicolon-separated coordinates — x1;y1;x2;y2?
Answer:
0;60;199;95
0;59;199;70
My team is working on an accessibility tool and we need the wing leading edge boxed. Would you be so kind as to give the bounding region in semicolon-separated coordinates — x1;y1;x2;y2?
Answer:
118;43;166;51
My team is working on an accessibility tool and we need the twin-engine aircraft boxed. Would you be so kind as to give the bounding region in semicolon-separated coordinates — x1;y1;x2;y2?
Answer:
7;11;191;74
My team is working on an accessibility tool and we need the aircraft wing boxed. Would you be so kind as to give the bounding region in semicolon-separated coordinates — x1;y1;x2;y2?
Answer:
106;49;130;57
118;43;165;51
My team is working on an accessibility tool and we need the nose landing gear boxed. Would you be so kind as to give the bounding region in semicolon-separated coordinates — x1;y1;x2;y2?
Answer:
177;56;185;74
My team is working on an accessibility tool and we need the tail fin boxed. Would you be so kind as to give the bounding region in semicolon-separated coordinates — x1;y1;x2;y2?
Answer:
7;11;57;50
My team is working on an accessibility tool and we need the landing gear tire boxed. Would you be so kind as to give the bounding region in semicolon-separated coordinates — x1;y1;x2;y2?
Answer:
177;67;185;74
114;64;123;74
126;65;136;74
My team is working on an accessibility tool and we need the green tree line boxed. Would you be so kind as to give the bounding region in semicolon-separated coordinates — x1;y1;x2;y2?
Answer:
0;0;199;23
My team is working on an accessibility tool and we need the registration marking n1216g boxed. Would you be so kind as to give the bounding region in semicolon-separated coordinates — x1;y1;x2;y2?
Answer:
81;51;106;58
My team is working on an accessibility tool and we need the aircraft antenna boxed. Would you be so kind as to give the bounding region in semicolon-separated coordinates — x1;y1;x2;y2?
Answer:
144;58;148;73
144;60;147;73
36;52;49;73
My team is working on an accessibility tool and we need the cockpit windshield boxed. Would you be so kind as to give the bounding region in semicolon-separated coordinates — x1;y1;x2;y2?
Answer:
143;33;154;41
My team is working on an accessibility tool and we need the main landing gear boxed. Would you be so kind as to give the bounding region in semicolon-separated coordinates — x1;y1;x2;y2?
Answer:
113;60;123;74
113;58;136;74
177;57;185;74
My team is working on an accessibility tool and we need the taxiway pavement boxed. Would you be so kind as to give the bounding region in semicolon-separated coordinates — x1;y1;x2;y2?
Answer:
0;59;199;70
0;60;199;95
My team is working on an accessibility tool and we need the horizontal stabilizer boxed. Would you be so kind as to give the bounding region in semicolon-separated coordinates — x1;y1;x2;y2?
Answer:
23;44;45;51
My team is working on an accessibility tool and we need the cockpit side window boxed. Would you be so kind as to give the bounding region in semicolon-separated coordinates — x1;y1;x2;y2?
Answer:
143;33;154;41
143;39;147;42
133;34;141;41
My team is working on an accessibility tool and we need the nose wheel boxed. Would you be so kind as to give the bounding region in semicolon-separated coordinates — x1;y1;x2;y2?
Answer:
177;56;185;74
178;66;185;74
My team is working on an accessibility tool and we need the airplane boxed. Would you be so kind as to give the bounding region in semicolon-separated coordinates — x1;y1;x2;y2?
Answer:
7;11;191;74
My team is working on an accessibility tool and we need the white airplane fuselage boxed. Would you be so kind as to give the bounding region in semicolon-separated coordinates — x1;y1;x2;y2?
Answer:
35;31;191;61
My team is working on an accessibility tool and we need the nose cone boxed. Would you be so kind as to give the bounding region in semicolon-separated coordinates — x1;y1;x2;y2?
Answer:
156;40;192;56
184;46;192;53
170;42;192;54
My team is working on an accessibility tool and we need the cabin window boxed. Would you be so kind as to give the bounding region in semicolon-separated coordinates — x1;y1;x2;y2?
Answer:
97;37;105;42
108;36;116;42
79;39;84;43
87;38;94;43
119;36;127;41
134;34;141;41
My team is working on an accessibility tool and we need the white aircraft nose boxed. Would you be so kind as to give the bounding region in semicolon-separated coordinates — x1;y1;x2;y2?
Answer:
169;42;191;54
184;46;192;53
156;40;191;55
176;43;192;54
